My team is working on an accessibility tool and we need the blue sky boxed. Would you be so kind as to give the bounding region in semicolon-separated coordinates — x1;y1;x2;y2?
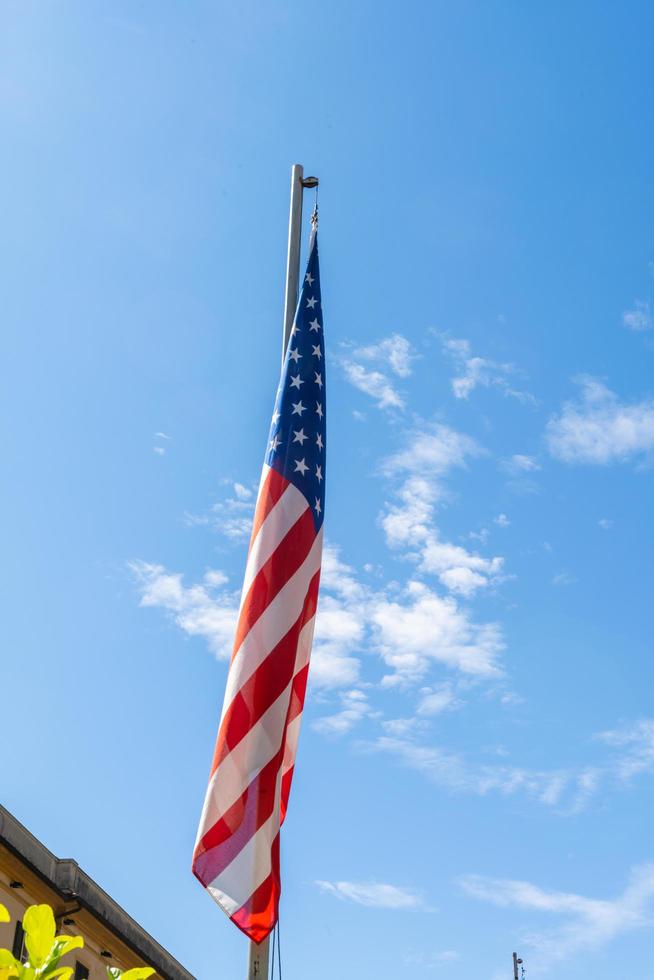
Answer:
3;2;654;977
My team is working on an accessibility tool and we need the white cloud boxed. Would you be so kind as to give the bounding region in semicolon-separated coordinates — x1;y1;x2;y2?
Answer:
494;513;510;527
153;432;171;455
342;360;404;410
459;865;654;964
232;482;253;501
366;716;654;813
504;454;541;473
341;333;417;410
380;423;504;596
353;333;418;377
371;581;504;682
439;336;535;404
185;483;257;542
129;560;239;660
315;880;423;909
597;719;654;781
317;544;504;688
367;736;582;807
552;571;575;586
416;682;461;716
312;689;374;736
622;300;652;332
546;376;654;464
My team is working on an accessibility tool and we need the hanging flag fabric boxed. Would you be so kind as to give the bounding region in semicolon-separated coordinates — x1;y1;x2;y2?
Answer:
192;228;325;944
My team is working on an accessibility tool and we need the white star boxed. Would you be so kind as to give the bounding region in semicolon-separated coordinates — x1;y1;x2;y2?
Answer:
311;344;322;359
294;458;309;476
269;434;282;452
272;411;281;425
305;272;314;286
316;402;323;419
315;464;323;483
306;296;318;309
290;322;299;336
291;400;306;416
293;428;308;445
289;348;301;363
290;374;304;390
316;433;323;450
309;318;321;332
314;372;323;389
314;497;322;516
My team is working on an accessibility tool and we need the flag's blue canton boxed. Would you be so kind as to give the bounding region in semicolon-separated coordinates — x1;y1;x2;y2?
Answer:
265;233;325;531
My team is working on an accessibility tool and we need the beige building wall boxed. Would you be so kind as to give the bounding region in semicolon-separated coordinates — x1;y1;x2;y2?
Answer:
0;807;194;980
1;847;153;979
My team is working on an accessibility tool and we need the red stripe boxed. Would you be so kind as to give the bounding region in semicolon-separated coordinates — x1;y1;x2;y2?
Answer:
280;663;310;824
212;573;320;771
193;744;282;884
280;766;294;825
230;835;281;944
247;468;288;554
194;661;314;884
232;507;317;659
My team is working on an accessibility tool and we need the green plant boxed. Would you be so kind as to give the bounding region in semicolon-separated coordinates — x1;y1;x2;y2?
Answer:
0;903;154;980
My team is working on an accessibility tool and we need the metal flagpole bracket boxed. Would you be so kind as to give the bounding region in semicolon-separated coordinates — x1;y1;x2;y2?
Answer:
301;176;319;188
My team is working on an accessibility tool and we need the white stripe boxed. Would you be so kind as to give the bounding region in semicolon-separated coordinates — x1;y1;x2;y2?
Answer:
196;616;317;847
241;481;308;601
209;781;283;913
221;528;323;720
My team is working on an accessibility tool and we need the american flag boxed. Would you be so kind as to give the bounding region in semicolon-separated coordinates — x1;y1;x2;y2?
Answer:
192;227;325;943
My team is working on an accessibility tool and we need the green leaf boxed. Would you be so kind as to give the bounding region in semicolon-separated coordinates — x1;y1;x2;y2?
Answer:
0;949;20;980
52;938;82;958
42;970;73;980
0;904;9;923
22;906;56;969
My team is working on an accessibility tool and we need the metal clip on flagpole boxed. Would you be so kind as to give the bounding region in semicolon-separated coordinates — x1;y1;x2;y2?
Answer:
246;162;319;980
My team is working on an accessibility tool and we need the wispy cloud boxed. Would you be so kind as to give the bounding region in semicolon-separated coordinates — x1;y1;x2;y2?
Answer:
552;571;575;587
416;682;461;716
185;481;257;541
546;376;654;464
312;689;375;736
597;719;654;781
365;736;587;808
341;332;417;410
353;333;418;377
439;335;535;404
380;422;505;597
129;560;239;659
342;361;405;410
153;431;171;455
459;865;654;966
316;880;423;909
363;716;654;813
622;300;652;332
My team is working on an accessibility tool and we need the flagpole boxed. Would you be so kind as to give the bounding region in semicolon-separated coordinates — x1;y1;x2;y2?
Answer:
246;162;318;980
